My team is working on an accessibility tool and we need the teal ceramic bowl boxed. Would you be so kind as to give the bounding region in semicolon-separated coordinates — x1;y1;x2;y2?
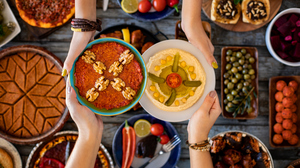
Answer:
69;38;147;116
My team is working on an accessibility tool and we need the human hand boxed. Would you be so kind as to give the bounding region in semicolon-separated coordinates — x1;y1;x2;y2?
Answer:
66;78;103;139
182;21;218;69
187;90;222;142
62;32;95;76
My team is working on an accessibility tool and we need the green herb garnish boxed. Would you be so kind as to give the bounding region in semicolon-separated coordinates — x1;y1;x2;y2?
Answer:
234;0;243;5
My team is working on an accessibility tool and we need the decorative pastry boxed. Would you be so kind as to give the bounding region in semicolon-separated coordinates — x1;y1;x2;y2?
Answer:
211;0;241;24
242;0;270;25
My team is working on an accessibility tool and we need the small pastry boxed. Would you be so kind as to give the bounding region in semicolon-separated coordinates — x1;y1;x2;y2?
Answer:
242;0;270;25
211;0;241;24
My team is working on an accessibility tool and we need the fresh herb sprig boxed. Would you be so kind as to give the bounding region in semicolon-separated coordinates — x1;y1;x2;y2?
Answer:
234;0;243;5
227;86;256;118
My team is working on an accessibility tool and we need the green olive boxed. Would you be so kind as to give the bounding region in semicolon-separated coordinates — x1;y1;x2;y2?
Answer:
245;53;251;59
243;64;248;69
242;87;248;93
224;79;229;85
233;62;239;67
232;100;239;104
228;71;233;75
228;102;233;108
224;73;230;78
226;64;232;70
224;88;229;94
251;75;255;80
226;50;233;55
227;94;234;101
237;66;243;71
231;67;238;73
235;73;242;79
225;106;230;112
230;57;236;62
238;59;245;65
237;83;243;90
232;78;238;83
236;52;243;58
224;99;228;104
244;74;250;80
248;65;253;69
247;107;253;113
226;56;230;62
243;81;249;86
231;90;238;96
227;82;234;90
232;52;237;57
241;49;247;55
242;69;248;74
249;69;255;75
249;57;255;64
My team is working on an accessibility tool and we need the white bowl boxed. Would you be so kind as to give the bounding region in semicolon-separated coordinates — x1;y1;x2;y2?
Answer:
139;39;216;122
265;8;300;67
0;0;21;48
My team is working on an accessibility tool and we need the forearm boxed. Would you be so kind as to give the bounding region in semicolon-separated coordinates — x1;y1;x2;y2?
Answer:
182;0;203;30
65;133;102;168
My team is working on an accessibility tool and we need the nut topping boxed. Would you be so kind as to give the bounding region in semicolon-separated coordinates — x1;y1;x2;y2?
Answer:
111;78;125;92
95;76;109;91
109;61;123;76
217;0;237;19
119;50;134;65
86;88;99;102
93;61;106;74
122;87;136;100
82;50;96;64
247;0;267;21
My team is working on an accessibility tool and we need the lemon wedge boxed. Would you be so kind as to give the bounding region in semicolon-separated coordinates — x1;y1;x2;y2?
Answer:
134;119;151;138
121;28;130;43
121;0;138;14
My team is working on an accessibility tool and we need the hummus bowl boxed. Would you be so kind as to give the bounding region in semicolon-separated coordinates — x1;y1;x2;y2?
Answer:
140;40;215;122
69;38;147;116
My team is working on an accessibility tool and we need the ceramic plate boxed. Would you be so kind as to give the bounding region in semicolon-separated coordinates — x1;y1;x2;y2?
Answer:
0;0;21;48
69;38;147;116
112;114;181;168
139;39;216;122
0;138;22;168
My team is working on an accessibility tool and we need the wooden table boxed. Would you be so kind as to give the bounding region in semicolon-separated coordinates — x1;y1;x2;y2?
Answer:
2;0;300;167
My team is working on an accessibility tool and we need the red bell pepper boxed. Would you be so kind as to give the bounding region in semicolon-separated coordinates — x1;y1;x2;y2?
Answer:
167;0;179;12
122;120;136;168
39;157;65;168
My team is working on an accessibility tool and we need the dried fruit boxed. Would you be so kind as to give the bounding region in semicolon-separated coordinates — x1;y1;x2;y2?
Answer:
273;134;283;144
276;80;287;91
282;108;293;119
283;86;295;97
282;130;293;141
282;119;293;129
275;102;284;112
289;80;298;91
291;124;297;133
282;97;294;108
292;113;298;123
273;123;283;134
288;134;299;145
275;113;283;123
275;92;284;102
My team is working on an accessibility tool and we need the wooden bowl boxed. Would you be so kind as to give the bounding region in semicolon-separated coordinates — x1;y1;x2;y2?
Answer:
221;47;259;119
269;76;300;148
0;45;69;144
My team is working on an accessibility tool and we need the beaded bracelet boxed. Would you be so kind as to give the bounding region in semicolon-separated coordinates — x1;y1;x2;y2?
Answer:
186;139;211;151
71;18;102;32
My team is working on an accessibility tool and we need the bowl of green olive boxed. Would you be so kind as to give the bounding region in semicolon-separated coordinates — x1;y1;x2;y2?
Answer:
221;47;259;119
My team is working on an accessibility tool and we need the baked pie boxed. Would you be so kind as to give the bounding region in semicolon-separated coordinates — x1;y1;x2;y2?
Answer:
211;0;241;24
242;0;270;25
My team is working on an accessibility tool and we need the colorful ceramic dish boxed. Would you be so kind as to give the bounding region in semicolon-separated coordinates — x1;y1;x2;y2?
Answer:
112;114;180;168
69;38;147;116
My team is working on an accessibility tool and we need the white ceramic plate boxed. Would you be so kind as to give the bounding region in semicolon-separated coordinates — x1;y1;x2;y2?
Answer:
140;39;216;122
0;0;21;48
0;138;22;168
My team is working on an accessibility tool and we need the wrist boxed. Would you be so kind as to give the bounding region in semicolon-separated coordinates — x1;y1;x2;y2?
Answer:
78;128;102;143
188;133;208;143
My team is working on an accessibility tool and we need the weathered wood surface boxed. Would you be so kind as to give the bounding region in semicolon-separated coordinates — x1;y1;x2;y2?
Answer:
2;0;300;168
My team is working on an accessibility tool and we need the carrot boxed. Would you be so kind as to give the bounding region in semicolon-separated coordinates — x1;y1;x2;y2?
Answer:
122;120;136;168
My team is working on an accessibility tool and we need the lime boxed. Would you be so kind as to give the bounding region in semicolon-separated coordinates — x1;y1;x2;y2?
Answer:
134;119;151;138
121;28;130;43
121;0;138;14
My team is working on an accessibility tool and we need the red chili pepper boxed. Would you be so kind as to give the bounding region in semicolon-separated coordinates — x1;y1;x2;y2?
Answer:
122;120;136;168
167;0;179;12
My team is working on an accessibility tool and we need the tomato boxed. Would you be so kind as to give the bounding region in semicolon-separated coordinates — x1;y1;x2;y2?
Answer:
159;135;170;144
150;123;164;136
138;0;151;13
153;0;166;12
166;73;182;88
